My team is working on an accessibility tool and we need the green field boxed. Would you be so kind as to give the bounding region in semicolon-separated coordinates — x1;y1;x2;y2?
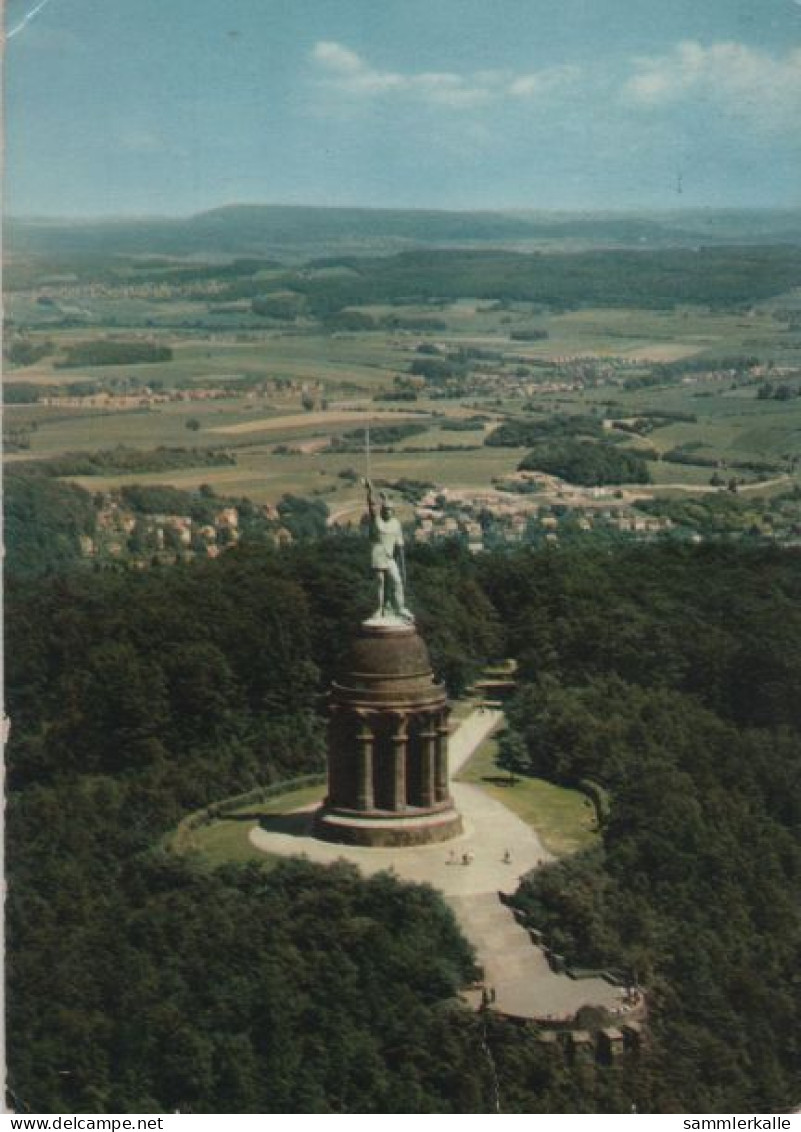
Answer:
61;442;529;509
5;336;402;393
543;305;784;359
533;379;801;474
6;271;801;508
172;783;327;868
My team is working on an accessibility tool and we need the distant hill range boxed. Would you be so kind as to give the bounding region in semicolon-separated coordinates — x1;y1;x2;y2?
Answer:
7;204;801;261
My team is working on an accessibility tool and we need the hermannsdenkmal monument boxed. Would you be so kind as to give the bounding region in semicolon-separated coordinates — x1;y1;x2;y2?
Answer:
314;479;464;847
255;481;632;1029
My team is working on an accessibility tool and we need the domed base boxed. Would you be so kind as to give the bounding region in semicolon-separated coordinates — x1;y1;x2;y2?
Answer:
331;619;446;710
314;802;463;847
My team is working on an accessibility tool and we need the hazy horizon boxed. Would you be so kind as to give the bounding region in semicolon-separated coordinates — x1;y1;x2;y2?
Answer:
9;201;801;226
5;0;800;219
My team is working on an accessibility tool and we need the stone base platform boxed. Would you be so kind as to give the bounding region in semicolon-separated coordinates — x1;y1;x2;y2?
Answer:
314;803;463;847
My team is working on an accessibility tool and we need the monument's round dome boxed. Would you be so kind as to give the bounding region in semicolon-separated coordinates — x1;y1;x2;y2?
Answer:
332;622;445;706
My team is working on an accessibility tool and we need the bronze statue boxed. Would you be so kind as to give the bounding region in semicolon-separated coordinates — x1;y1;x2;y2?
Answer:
363;478;413;622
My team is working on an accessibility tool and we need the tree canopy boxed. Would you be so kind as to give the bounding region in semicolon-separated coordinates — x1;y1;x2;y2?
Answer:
517;438;651;485
5;538;801;1111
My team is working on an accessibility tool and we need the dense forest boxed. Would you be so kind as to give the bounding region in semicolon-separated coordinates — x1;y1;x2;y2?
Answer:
8;241;801;315
517;438;652;486
485;415;605;448
55;341;174;368
9;447;236;480
231;246;801;314
484;543;801;1110
6;531;801;1111
4;475;98;578
2;475;335;579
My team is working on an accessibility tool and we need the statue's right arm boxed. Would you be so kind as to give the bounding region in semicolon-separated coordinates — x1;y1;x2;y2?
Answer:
363;478;377;520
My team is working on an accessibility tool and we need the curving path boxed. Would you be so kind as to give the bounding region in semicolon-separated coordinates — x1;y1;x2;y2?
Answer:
249;707;623;1022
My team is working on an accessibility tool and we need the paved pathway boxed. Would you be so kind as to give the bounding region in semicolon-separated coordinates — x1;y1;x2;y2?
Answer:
249;707;622;1022
448;707;504;775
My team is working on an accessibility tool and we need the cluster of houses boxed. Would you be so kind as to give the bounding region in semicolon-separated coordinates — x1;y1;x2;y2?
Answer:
404;339;786;399
38;376;309;411
39;387;233;410
519;354;645;388
455;369;583;399
79;498;293;565
412;483;674;552
405;344;652;399
30;277;231;303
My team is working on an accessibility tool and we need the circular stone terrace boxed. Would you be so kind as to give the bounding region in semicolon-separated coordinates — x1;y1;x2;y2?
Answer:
249;707;635;1026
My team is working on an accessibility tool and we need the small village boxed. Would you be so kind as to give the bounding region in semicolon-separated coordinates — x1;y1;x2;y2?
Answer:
79;495;294;565
79;475;680;570
412;480;674;552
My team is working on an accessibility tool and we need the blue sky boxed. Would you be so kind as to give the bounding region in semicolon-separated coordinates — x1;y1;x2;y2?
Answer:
5;0;801;217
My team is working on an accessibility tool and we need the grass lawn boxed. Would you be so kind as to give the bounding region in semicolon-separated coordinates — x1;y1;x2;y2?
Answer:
173;783;326;869
456;735;598;857
176;729;596;867
449;694;483;723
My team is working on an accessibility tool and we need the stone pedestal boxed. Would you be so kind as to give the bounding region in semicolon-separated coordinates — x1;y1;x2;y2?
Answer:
315;621;462;847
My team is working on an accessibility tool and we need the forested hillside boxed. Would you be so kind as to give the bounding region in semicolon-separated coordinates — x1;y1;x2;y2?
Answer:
8;205;801;260
5;540;500;1113
482;544;801;1111
6;539;801;1112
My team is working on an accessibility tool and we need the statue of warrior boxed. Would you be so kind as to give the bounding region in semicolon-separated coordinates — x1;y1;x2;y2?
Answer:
363;478;413;622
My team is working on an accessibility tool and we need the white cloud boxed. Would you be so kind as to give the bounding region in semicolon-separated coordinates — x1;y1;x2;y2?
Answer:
311;41;365;75
508;66;581;98
623;40;801;127
310;41;579;109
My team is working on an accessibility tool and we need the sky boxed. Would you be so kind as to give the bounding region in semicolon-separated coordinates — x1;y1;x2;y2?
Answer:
5;0;801;218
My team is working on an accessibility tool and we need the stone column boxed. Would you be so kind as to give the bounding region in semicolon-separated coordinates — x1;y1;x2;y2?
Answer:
356;716;375;811
389;716;408;811
418;716;437;808
434;710;451;803
326;707;340;806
